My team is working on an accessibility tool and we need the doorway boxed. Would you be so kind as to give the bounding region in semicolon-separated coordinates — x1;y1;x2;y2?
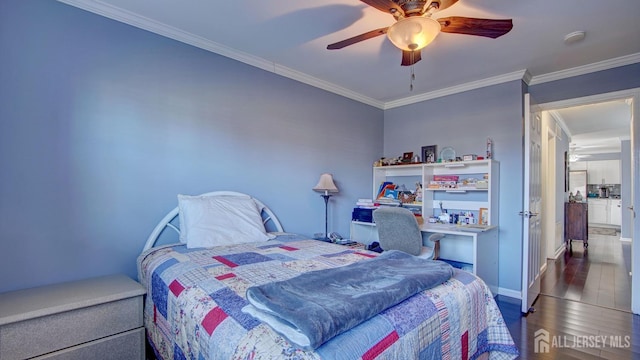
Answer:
535;88;639;315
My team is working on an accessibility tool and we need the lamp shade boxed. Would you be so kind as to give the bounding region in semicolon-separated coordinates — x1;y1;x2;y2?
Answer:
313;173;339;194
387;16;441;51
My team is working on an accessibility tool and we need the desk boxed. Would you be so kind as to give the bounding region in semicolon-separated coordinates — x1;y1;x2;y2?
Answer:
350;221;499;294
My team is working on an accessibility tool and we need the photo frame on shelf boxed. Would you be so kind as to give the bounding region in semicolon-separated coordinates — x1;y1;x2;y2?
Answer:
402;152;413;163
383;188;398;199
479;208;488;225
421;145;437;163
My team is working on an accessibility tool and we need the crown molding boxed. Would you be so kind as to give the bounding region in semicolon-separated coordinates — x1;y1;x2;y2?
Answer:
529;53;640;85
272;65;385;108
548;110;572;138
383;70;528;109
55;0;640;111
57;0;385;109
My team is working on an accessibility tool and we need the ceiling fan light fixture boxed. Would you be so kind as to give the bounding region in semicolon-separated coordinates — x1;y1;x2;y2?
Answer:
387;16;441;51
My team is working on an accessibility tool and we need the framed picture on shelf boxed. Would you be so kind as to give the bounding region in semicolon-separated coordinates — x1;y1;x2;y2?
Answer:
421;145;437;163
383;189;398;199
402;152;413;163
479;208;488;225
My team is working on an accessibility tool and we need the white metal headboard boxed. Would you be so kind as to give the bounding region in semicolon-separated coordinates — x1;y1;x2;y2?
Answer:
142;191;284;251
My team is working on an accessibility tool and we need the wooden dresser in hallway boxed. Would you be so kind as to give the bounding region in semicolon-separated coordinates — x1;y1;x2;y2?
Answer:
565;202;588;249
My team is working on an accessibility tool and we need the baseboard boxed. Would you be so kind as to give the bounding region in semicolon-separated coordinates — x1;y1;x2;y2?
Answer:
552;245;565;259
540;262;548;275
620;237;632;242
497;287;522;300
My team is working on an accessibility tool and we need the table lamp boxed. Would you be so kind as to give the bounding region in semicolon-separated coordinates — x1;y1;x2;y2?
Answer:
313;173;339;240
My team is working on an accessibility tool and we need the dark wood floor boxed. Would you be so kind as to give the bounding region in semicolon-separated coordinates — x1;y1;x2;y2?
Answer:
540;227;631;311
496;227;639;359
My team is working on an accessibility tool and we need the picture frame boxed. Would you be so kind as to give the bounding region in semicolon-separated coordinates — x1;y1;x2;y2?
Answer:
564;151;570;192
383;188;398;199
421;145;437;163
479;208;489;225
402;152;413;163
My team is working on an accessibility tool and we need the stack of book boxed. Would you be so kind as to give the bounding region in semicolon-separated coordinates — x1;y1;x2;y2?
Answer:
427;175;459;189
352;199;376;223
355;199;377;209
376;197;401;206
375;182;401;206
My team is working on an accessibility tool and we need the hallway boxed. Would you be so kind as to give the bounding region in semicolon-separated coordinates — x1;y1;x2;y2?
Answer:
496;228;638;358
540;227;632;311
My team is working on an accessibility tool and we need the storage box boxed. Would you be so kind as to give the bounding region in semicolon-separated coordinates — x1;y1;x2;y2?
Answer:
475;180;488;189
433;175;459;182
352;208;374;223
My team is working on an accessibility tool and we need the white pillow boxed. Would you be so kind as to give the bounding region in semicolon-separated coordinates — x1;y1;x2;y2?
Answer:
177;194;274;248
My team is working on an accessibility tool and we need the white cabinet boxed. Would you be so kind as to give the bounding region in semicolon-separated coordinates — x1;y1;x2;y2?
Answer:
587;160;620;184
588;199;608;224
607;160;621;184
570;161;587;171
587;198;621;226
610;199;622;226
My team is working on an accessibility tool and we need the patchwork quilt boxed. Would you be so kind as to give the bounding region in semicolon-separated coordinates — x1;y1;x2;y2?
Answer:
137;234;518;360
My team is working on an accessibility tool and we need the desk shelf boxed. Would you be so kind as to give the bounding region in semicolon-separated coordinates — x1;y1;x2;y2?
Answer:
373;160;499;225
357;160;500;291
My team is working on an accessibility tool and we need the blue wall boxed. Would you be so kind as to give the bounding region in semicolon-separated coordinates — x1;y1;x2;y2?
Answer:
529;63;640;103
1;0;638;296
0;1;383;292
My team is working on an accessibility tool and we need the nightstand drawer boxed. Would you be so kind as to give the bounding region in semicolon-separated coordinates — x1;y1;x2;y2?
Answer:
0;296;143;359
0;275;145;360
32;327;144;360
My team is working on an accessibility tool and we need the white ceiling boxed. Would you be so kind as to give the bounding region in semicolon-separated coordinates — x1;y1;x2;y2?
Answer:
59;0;639;154
553;99;631;157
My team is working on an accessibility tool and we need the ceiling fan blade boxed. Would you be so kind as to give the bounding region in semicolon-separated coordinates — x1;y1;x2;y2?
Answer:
359;0;404;16
401;50;422;66
438;17;513;39
327;27;388;50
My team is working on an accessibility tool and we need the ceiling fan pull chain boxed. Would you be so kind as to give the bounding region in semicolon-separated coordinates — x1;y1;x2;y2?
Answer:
408;50;416;91
409;66;416;91
410;63;416;91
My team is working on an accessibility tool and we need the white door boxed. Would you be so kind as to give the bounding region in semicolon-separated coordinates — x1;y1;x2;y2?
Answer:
521;93;543;313
631;94;639;315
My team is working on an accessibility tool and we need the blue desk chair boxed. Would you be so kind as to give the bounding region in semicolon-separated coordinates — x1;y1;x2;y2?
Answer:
373;206;442;259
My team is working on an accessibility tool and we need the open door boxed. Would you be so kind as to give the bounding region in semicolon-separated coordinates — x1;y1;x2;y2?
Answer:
632;94;639;315
521;93;543;313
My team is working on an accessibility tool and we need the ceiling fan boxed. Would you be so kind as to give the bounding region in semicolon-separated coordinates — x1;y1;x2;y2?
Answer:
327;0;513;66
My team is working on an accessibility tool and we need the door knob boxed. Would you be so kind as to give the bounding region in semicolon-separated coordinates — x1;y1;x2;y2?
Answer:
519;211;539;218
628;206;636;218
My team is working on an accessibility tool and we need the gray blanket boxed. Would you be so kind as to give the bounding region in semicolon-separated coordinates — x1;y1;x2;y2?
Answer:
242;250;454;349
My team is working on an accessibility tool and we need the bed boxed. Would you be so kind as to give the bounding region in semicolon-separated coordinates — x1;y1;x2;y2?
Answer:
138;191;518;359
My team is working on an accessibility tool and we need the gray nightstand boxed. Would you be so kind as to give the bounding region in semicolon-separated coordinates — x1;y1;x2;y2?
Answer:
0;275;146;360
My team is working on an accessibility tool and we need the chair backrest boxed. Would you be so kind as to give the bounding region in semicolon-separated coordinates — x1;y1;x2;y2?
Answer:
372;207;422;256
